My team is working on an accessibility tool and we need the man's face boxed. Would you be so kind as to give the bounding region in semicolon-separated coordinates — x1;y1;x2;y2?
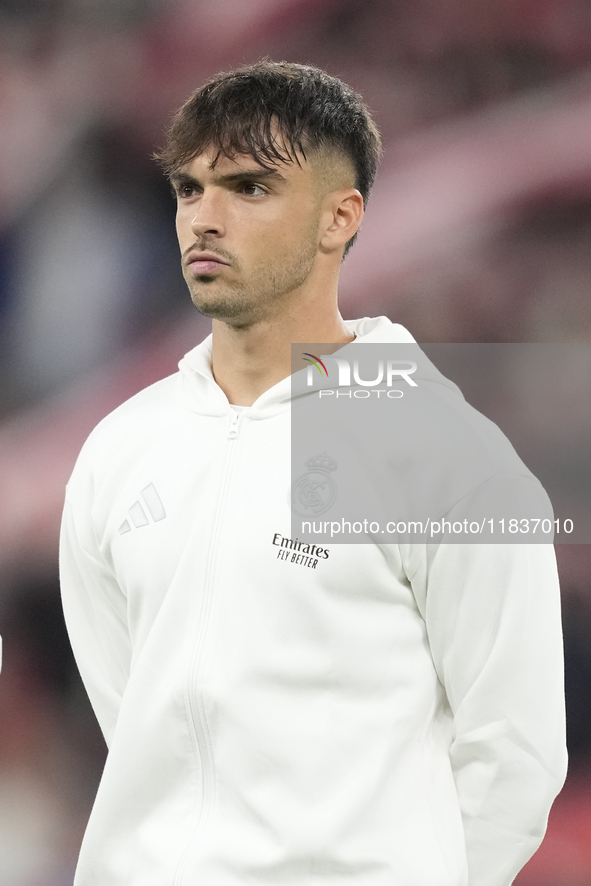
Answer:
173;146;325;326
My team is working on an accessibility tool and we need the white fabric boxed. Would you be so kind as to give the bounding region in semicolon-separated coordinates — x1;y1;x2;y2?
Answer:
60;316;567;886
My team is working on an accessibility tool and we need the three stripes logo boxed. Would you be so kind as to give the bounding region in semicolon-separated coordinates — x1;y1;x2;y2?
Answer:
119;483;166;535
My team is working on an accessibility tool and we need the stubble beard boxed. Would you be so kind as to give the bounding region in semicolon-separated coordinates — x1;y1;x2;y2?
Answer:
186;229;319;327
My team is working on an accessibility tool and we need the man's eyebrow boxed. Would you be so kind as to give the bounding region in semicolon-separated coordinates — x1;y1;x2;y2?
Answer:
170;168;287;187
170;171;195;186
219;168;287;184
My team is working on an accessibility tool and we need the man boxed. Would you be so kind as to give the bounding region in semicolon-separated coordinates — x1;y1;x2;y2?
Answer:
60;61;567;886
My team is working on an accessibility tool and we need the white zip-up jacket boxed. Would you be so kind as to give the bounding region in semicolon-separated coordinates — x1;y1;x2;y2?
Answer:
59;316;567;886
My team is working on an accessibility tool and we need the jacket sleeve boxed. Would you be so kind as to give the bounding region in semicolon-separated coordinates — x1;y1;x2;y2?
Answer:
402;541;568;886
60;488;132;747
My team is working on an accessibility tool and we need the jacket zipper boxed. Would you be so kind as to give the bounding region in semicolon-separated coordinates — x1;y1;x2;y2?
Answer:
227;410;240;439
173;410;243;885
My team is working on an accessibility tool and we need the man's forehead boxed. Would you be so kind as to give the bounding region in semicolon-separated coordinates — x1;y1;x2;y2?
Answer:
179;146;306;177
174;143;354;192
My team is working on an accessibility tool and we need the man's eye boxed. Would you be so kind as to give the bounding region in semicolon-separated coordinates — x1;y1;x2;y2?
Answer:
178;185;195;198
240;182;265;197
172;182;198;199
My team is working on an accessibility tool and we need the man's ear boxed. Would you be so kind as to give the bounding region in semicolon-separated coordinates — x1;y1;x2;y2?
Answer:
319;188;364;254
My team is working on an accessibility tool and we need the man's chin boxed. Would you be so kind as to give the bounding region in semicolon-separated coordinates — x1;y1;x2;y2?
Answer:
190;292;255;324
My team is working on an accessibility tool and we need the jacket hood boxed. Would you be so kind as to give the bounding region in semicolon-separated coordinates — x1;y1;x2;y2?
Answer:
178;316;420;418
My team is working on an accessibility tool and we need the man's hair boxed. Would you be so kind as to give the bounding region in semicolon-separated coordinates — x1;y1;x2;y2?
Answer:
154;60;382;255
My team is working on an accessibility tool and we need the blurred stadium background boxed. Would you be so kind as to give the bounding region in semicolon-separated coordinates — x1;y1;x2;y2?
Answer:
1;0;591;883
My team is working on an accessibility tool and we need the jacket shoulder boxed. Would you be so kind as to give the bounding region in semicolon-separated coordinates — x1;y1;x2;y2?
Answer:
66;372;183;491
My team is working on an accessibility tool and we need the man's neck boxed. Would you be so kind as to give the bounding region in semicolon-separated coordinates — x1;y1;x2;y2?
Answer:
210;305;354;407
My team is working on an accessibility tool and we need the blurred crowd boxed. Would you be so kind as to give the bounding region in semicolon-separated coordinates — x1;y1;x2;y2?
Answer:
1;0;591;883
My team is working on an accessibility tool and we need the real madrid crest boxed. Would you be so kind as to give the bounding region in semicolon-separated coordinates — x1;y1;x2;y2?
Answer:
290;452;338;517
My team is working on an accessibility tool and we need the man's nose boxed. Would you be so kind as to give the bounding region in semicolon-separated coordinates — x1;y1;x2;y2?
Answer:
190;190;226;238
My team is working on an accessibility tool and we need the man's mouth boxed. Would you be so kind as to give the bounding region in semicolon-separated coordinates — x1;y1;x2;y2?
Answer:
185;252;229;274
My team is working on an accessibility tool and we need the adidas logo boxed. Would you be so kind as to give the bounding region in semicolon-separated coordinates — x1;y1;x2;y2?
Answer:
119;483;166;535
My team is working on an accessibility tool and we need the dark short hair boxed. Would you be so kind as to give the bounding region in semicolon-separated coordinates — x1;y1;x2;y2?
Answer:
154;60;382;254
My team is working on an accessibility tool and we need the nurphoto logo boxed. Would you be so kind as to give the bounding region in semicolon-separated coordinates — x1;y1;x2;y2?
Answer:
304;355;417;387
302;353;329;377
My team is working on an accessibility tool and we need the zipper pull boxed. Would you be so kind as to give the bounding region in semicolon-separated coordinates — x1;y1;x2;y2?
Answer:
228;411;240;439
